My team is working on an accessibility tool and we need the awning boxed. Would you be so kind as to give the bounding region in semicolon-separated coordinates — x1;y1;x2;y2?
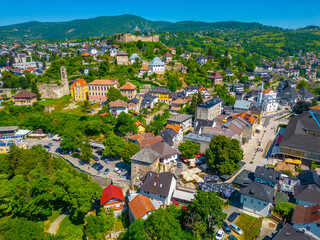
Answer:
275;135;283;144
285;158;302;165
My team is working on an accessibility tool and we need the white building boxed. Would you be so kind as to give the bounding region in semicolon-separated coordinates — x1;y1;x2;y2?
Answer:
239;182;275;217
140;172;177;205
148;57;165;74
261;89;279;113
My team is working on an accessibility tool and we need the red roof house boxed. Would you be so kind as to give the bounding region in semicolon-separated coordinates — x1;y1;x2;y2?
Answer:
100;184;124;215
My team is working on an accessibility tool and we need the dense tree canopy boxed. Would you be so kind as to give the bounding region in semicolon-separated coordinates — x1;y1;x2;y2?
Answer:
205;135;243;175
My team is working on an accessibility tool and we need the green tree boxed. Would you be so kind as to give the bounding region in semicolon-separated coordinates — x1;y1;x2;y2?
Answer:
0;218;45;240
273;202;295;220
84;210;115;240
115;112;137;136
293;101;311;114
107;87;126;102
102;134;126;157
80;141;93;163
184;191;226;238
81;100;91;112
205;135;243;175
178;141;200;159
297;80;309;90
30;80;41;100
122;219;149;240
121;142;140;163
312;99;318;106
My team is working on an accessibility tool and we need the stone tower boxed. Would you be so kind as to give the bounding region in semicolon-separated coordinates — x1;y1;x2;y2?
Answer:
60;66;70;96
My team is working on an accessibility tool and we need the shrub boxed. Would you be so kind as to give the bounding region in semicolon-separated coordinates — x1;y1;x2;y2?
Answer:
273;202;295;220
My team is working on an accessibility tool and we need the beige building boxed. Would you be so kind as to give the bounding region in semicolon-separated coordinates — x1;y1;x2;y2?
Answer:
13;90;37;105
116;50;129;65
88;79;118;101
130;148;160;183
120;82;137;100
196;98;222;120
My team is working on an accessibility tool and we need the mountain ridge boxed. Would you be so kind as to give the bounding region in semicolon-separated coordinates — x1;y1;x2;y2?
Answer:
0;14;317;43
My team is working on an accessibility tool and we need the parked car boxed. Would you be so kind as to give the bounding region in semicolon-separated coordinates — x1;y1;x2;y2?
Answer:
228;212;239;222
96;163;103;171
43;145;50;149
48;143;53;146
227;235;238;240
104;159;110;164
177;162;182;168
94;156;99;161
114;167;121;174
103;168;110;175
215;230;224;240
222;221;231;235
230;223;243;235
55;148;61;153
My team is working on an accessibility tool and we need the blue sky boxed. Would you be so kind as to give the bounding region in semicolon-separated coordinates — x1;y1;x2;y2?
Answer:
1;0;319;29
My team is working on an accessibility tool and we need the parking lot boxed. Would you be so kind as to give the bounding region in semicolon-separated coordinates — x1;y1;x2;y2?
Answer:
23;138;129;181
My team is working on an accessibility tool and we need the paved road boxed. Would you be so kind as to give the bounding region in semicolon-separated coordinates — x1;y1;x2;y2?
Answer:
226;110;288;183
48;210;70;235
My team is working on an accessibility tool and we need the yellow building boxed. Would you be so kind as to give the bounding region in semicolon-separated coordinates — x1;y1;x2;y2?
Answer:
150;87;172;104
0;142;27;154
71;78;88;101
135;121;146;134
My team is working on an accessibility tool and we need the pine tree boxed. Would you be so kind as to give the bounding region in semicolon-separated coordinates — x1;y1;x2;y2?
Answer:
30;80;41;100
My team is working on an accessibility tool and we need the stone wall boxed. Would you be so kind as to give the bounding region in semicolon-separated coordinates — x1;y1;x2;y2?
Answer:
38;84;69;99
119;34;159;43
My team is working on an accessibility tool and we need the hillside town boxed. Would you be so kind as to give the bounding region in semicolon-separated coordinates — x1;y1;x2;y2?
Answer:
1;32;320;240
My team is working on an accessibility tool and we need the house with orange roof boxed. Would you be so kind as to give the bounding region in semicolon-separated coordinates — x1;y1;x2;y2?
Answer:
71;78;88;101
128;194;155;223
109;99;128;116
120;82;137;100
233;112;258;136
135;121;145;134
139;65;151;76
81;52;92;58
88;79;117;101
166;124;183;141
163;52;172;63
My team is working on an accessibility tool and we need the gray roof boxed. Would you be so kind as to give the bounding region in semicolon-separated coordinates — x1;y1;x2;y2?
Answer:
278;86;299;101
293;184;320;205
140;171;176;198
129;53;140;60
167;114;192;123
280;111;320;155
233;169;254;187
193;119;215;134
197;98;221;109
0;126;19;132
271;224;317;240
150;87;171;94
298;87;316;99
158;129;177;146
149;57;164;66
234;100;251;110
149;140;179;159
131;147;161;164
299;170;320;186
254;166;280;184
184;133;213;143
117;50;128;56
239;182;275;203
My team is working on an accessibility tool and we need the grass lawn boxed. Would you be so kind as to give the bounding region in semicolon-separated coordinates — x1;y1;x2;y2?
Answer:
234;213;263;240
38;95;72;111
57;215;83;236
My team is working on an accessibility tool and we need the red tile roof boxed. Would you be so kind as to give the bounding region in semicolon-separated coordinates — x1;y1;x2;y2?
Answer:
120;82;137;90
292;205;320;224
100;185;124;206
81;52;91;57
129;194;155;220
138;136;163;148
89;79;117;86
71;78;88;89
109;99;128;108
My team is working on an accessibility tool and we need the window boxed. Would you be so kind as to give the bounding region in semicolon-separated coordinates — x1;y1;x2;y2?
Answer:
306;226;310;230
251;199;253;203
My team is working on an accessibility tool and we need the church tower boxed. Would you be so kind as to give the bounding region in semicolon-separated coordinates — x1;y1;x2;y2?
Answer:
60;66;70;95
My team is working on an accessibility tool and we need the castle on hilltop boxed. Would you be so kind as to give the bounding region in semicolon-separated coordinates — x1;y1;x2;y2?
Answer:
118;33;159;43
38;66;70;99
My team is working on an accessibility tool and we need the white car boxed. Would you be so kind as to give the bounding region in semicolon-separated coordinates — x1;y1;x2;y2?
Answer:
230;223;243;235
215;230;224;240
113;167;121;174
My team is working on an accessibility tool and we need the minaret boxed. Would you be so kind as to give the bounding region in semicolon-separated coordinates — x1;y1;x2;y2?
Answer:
258;81;264;106
60;66;68;86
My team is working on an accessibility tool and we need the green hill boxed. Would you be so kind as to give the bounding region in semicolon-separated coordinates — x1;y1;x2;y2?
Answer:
0;14;318;43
